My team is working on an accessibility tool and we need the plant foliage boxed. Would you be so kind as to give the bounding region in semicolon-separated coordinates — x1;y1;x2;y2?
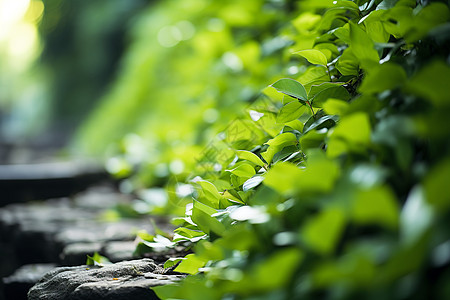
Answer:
76;0;450;299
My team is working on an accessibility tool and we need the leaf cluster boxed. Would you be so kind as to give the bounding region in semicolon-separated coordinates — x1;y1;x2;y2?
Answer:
146;1;450;299
75;0;450;299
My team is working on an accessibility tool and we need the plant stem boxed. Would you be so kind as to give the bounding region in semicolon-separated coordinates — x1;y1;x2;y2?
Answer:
306;100;316;120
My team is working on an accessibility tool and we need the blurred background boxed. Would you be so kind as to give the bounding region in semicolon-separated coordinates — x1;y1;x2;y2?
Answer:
0;0;292;190
0;0;151;163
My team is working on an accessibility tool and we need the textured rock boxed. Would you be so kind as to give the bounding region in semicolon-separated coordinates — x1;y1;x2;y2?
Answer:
0;185;178;299
27;259;184;300
0;190;153;266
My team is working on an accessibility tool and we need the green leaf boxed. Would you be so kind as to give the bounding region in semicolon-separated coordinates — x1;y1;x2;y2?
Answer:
333;25;350;44
248;248;304;291
308;82;345;100
264;152;340;195
314;43;339;60
304;116;338;135
191;200;226;236
311;86;351;108
376;0;398;10
285;119;304;132
139;234;175;251
406;60;450;107
360;10;390;43
366;20;390;43
292;12;321;33
261;132;298;164
301;208;346;255
236;150;265;166
297;66;329;89
231;174;245;188
352;186;399;229
263;162;302;195
174;254;207;274
349;22;379;69
196;180;223;209
336;48;359;76
424;158;450;211
86;252;111;267
295;49;328;66
323;98;350;115
271;78;308;101
276;101;306;123
358;62;407;94
173;227;206;242
163;257;184;269
299;129;327;150
327;112;371;158
227;163;256;178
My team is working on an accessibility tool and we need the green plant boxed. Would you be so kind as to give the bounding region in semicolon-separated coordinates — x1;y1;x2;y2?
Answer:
141;1;450;299
74;0;450;299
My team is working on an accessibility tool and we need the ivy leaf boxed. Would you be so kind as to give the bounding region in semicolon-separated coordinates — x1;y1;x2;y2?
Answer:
270;78;308;102
295;49;328;66
276;101;307;124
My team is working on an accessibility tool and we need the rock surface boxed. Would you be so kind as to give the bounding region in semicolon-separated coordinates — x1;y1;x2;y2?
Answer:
27;259;184;300
0;160;108;205
0;185;176;299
